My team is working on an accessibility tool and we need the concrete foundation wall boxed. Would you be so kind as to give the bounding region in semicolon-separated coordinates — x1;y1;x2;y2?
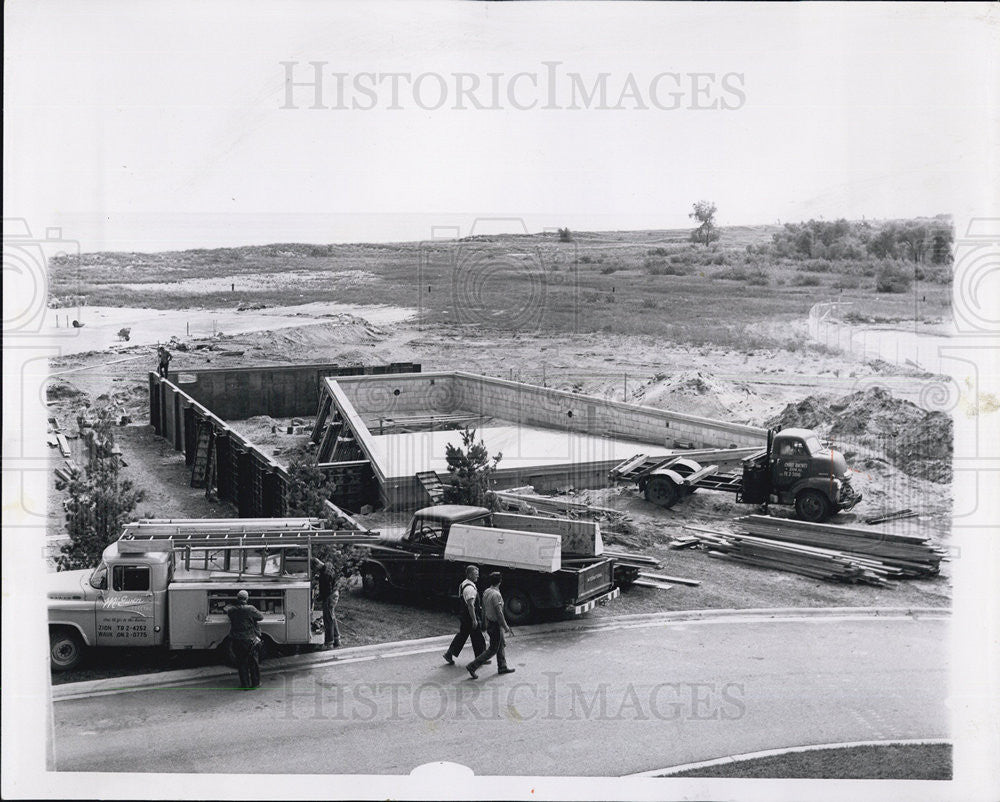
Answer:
337;371;766;450
169;362;420;420
333;371;766;511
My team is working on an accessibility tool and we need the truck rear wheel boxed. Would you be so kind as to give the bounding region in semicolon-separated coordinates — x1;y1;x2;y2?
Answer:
795;489;831;522
644;475;680;508
502;586;534;626
50;627;84;672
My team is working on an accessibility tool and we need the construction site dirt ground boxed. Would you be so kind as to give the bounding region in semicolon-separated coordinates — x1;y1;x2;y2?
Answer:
45;295;954;684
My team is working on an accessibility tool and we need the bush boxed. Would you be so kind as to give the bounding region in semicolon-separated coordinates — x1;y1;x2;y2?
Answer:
799;259;835;273
600;265;618;274
876;261;914;293
713;266;749;281
640;297;660;309
645;258;687;276
647;247;669;257
791;274;822;287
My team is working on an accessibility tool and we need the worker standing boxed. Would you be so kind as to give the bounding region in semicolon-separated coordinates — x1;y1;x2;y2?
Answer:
225;589;264;689
443;565;486;666
156;346;172;378
312;558;341;648
466;572;515;679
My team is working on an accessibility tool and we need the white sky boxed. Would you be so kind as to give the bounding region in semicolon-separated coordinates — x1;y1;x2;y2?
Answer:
4;1;999;251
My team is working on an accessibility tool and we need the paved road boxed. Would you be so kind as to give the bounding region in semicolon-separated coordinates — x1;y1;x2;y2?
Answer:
51;612;947;776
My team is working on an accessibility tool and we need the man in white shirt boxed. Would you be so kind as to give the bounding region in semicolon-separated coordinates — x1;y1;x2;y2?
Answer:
443;565;487;665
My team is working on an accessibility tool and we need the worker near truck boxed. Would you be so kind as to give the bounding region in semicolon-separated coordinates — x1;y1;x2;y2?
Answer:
443;565;487;666
467;572;515;679
312;558;341;648
225;589;264;689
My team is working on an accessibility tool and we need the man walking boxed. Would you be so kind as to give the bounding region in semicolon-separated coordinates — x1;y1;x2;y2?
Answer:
443;565;486;665
312;558;340;648
225;589;264;689
467;572;515;679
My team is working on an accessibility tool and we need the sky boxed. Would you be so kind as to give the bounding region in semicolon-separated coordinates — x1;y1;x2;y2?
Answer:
4;1;998;252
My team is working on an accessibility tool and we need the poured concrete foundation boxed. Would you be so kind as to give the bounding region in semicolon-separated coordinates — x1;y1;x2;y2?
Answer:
318;371;768;510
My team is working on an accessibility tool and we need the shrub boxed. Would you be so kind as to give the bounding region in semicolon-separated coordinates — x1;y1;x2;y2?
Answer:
640;297;660;309
600;265;618;274
876;261;914;293
645;258;687;276
791;274;822;287
713;266;749;281
647;247;669;257
799;259;835;273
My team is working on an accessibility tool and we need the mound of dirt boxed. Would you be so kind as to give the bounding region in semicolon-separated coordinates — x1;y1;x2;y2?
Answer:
768;386;952;483
634;370;759;421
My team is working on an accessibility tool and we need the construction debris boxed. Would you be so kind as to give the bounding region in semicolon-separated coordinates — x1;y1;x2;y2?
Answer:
637;571;699;587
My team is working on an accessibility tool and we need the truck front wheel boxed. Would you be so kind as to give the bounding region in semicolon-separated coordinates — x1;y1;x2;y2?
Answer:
795;489;831;522
50;627;84;672
503;587;534;626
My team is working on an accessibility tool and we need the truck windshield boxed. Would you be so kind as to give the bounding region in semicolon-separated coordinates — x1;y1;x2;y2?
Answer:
804;435;824;454
89;562;108;590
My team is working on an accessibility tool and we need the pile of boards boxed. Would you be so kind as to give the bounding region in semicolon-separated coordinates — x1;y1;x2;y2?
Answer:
685;514;945;586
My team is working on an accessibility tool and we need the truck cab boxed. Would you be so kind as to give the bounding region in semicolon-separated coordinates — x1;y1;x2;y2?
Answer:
743;427;860;521
48;542;170;670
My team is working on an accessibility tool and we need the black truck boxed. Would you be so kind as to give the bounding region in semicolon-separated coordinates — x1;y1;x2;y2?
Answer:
358;505;620;624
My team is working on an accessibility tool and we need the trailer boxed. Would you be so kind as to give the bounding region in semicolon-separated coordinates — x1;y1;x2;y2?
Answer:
610;428;862;522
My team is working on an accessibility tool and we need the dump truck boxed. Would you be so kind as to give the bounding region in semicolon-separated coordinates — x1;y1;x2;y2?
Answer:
610;427;861;523
47;518;379;671
359;505;621;625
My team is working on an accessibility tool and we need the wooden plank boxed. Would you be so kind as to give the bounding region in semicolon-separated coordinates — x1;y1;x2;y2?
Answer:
638;571;700;587
632;578;673;591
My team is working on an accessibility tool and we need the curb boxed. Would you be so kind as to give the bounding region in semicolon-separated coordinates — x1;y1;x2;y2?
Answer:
625;738;952;778
52;606;948;701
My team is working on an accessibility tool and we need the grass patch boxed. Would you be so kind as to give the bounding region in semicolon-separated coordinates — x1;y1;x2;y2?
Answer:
667;743;951;780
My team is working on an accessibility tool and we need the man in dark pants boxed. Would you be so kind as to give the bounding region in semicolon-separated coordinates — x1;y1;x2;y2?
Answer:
225;589;264;689
443;565;486;665
467;572;515;679
156;346;171;378
312;558;340;648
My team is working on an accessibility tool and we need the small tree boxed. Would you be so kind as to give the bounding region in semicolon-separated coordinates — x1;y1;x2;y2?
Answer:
56;411;146;570
558;227;573;243
689;201;721;247
443;427;502;506
285;457;367;588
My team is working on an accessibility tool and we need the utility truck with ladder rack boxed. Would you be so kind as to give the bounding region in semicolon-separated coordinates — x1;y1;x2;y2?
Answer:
47;518;380;671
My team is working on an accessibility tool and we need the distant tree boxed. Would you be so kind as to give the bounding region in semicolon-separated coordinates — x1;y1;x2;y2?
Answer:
443;427;502;507
689;201;721;247
558;227;573;243
285;457;367;588
56;410;146;570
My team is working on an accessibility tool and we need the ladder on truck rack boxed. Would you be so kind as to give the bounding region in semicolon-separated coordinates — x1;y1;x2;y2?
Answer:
117;518;382;554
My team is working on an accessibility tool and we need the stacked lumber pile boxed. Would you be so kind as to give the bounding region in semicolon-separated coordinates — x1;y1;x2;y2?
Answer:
684;514;945;585
736;515;945;577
